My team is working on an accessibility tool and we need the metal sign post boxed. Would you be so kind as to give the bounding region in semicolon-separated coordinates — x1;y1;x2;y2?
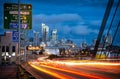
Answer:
18;0;20;64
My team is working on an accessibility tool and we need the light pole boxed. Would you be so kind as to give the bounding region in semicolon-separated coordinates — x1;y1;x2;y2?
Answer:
18;0;21;64
24;46;27;62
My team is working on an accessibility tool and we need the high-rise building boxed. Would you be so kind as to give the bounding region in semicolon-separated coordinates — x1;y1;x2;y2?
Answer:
81;42;87;49
51;29;57;41
41;23;49;43
33;31;40;46
93;39;97;46
103;35;112;47
50;29;57;46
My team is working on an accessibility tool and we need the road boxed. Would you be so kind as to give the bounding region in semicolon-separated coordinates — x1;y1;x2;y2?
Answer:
0;64;17;79
26;59;120;79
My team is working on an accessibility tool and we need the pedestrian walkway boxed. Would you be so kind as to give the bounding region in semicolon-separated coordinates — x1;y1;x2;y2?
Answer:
0;64;18;79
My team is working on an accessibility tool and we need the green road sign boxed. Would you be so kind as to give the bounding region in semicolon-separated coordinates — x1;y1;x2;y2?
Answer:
4;3;32;29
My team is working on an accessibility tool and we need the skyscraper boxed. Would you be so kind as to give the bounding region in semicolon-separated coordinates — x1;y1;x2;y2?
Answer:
33;31;40;46
51;29;57;41
103;35;112;47
50;29;57;46
41;23;49;43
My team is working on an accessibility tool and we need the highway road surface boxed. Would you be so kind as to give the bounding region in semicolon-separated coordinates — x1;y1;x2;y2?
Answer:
25;59;120;79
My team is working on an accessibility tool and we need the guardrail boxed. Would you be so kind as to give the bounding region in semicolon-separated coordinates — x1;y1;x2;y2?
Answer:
17;64;36;79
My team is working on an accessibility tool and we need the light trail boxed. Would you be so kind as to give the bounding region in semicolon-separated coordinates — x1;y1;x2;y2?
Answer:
96;59;120;61
39;63;112;79
53;60;120;66
29;60;120;79
37;57;120;66
28;62;76;79
65;62;120;66
72;65;120;74
49;60;120;74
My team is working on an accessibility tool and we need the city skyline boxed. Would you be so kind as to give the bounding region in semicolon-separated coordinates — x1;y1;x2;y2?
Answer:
0;0;120;45
0;1;120;78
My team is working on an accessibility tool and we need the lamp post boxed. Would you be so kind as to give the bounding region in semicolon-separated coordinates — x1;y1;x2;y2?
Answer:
18;0;21;64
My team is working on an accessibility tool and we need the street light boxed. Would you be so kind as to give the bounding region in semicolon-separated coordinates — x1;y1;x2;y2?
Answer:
72;44;75;48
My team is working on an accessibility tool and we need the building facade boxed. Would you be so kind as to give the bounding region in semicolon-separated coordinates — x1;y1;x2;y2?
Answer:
33;31;40;46
41;23;49;43
51;29;57;41
0;32;18;64
103;35;112;47
50;29;57;45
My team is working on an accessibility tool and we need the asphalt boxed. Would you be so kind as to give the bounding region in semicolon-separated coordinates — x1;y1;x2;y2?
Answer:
0;64;18;79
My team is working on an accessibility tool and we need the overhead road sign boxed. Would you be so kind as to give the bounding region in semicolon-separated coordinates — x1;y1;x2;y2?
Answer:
4;3;32;29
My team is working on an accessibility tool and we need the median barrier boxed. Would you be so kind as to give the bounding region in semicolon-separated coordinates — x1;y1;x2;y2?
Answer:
17;65;36;79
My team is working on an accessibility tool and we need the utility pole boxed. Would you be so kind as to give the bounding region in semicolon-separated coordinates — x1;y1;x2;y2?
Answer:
18;0;20;64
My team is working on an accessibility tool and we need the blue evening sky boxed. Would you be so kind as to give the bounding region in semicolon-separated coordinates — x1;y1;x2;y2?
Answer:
0;0;120;45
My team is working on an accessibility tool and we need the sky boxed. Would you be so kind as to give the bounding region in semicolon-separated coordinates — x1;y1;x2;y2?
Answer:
0;0;120;46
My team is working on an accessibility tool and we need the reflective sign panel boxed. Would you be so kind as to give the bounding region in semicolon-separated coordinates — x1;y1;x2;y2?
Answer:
12;30;18;42
4;3;32;29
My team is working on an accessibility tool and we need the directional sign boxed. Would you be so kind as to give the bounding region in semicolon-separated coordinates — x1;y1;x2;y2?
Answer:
4;3;32;29
12;31;18;42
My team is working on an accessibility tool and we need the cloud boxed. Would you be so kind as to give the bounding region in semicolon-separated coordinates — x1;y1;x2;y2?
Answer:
72;25;98;35
57;24;99;45
57;24;99;36
70;25;99;36
33;14;82;24
90;20;102;26
32;13;99;37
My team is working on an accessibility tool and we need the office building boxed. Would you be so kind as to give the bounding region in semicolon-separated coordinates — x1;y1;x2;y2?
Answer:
0;32;18;64
50;29;57;46
41;23;49;43
33;31;40;46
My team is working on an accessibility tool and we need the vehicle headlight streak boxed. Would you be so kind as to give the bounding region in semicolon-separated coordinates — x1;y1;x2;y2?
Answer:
29;61;112;79
28;62;75;79
53;61;120;66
